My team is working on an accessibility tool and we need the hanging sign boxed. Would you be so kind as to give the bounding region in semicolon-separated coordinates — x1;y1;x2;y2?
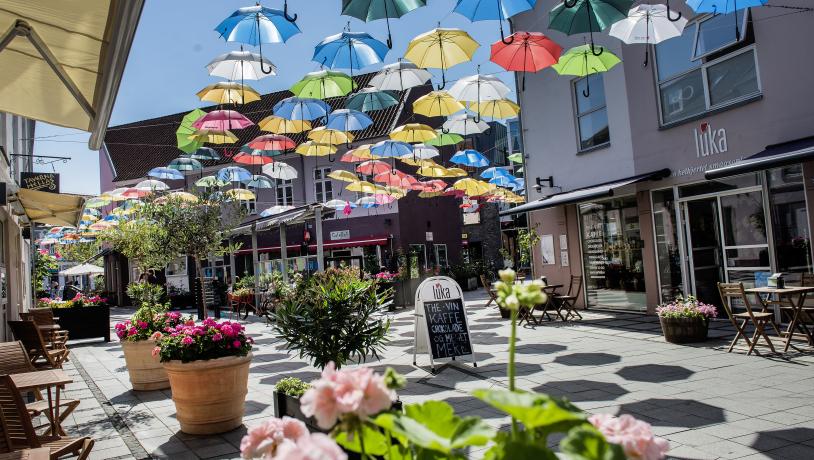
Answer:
20;172;59;192
413;276;476;373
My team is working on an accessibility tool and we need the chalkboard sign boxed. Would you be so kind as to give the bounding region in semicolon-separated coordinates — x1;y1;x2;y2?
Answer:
423;298;472;359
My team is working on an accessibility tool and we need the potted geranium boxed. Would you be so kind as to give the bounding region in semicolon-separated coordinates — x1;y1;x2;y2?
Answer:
156;318;253;434
115;309;186;391
656;295;718;343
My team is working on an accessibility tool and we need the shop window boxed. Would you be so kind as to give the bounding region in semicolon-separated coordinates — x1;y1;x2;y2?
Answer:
678;173;759;198
276;179;293;206
314;167;333;203
579;196;646;310
573;74;609;151
433;244;448;268
166;257;187;277
652;189;683;302
767;165;812;281
655;11;759;125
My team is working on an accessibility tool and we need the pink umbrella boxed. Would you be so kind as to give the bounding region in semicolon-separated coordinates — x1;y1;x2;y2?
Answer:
356;160;391;175
373;170;417;188
121;187;151;199
443;187;466;198
372;194;397;205
415;179;447;192
248;134;295;151
192;110;254;131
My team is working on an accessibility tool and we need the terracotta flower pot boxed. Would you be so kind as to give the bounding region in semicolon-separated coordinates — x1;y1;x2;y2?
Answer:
163;353;252;434
121;340;169;391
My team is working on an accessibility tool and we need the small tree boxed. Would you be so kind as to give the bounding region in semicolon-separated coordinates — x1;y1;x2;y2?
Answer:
56;241;100;263
98;216;175;275
33;250;57;293
517;227;541;267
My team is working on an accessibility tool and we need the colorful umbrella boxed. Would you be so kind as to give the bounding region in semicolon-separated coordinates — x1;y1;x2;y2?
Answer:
405;28;479;88
233;152;274;165
245;175;275;189
240;144;283;159
686;0;762;40
549;0;633;55
147;167;184;180
218;166;252;182
188;129;238;144
262;162;298;180
313;31;389;78
121;187;151;199
355;196;381;208
369;60;432;91
166;191;200;203
356;160;391;175
425;131;463;147
168;157;203;172
308;127;355;145
371;140;412;158
470;99;520;119
325;109;374;133
176;109;207;153
451;149;489;167
418;179;448;192
273;97;330;121
291;70;356;99
341;148;378;163
258;115;311;134
225;188;256;201
248;134;296;151
443;114;489;135
186;147;222;161
261;205;295;217
345;180;379;193
85;197;112;208
295;142;337;157
346;88;399;112
206;49;277;80
215;4;300;74
417;162;452;178
136;179;169;191
448;74;511;103
507;152;523;163
374;170;418;188
490;31;562;90
480;166;512;179
453;0;537;43
446;167;469;177
341;0;428;48
325;199;357;210
412;90;465;117
453;178;495;196
328;170;359;182
609;4;687;66
193;110;254;131
195;176;230;188
196;82;260;105
489;174;518;187
389;123;437;143
552;45;621;96
406;144;440;160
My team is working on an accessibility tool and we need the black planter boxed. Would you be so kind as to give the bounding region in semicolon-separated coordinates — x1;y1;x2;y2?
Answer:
169;294;195;311
659;316;710;343
54;305;110;341
498;307;512;319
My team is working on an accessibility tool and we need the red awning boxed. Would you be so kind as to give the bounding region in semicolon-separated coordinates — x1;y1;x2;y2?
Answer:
235;235;389;255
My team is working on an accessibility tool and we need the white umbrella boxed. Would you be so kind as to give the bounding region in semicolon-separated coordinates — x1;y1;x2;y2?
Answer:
136;179;169;191
443;114;489;136
60;263;104;276
206;50;277;80
324;199;356;211
260;205;295;217
262;162;298;180
448;74;511;103
609;4;688;67
401;144;439;160
369;61;433;91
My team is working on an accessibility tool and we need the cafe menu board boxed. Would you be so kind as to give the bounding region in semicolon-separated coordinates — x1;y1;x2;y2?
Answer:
582;213;606;280
423;298;472;360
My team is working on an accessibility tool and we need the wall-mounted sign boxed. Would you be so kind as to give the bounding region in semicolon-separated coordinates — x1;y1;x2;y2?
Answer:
461;233;468;239
540;234;555;265
693;122;728;158
20;172;59;192
329;230;350;240
426;231;434;242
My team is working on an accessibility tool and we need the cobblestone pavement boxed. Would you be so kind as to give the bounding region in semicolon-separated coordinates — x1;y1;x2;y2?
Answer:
58;289;814;459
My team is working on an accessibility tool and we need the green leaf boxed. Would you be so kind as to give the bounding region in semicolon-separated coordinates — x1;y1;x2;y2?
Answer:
560;426;626;460
450;416;495;448
333;424;389;456
472;389;586;431
483;433;558;460
405;401;458;438
374;413;452;453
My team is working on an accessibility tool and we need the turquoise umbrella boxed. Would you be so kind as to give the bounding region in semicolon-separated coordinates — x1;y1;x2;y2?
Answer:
341;0;428;48
168;157;203;172
549;0;633;55
346;88;399;112
186;147;221;161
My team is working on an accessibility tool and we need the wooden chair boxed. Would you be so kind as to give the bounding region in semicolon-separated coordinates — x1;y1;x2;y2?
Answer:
555;276;583;321
479;275;499;308
7;323;68;370
717;282;781;355
0;343;79;437
0;375;93;460
531;280;559;323
226;293;241;320
18;311;67;351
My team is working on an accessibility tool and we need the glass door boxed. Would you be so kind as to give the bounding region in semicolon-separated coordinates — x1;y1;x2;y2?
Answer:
683;198;724;306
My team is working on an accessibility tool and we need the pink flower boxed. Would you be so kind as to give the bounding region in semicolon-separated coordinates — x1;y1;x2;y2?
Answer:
149;332;163;341
151;346;160;358
589;414;669;460
233;340;242;348
212;333;223;342
240;417;308;459
127;328;137;336
273;433;346;460
138;321;148;330
181;336;194;346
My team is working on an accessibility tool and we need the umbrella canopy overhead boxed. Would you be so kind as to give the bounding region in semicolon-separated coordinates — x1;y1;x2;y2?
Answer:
217;166;252;182
425;131;463;147
195;176;230;188
261;205;296;217
413;90;465;117
357;160;392;175
453;0;537;41
291;70;356;99
507;152;523;163
176;109;207;153
549;0;633;54
490;31;562;90
215;5;301;44
346;88;400;112
328;170;359;182
136;179;169;191
417;162;453;178
371;140;413;158
346;180;379;193
225;188;256;201
192;110;254;131
313;31;389;72
147;167;184;180
405;144;440;160
196;82;261;105
295;141;337;157
448;74;511;103
248;134;296;151
405;28;479;88
273;97;331;121
341;0;428;48
188;129;238;144
443;113;489;135
308;127;355;145
471;99;520;119
552;45;621;96
262;162;298;180
451;149;490;167
168;157;203;172
186;147;222;161
369;60;433;91
246;175;275;189
453;177;495;196
325;109;374;132
389;123;437;143
165;191;199;203
258;115;312;133
609;4;687;66
207;49;277;80
480;166;512;179
324;199;357;210
233;151;274;165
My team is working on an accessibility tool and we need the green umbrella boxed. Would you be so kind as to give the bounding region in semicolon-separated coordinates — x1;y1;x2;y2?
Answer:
290;70;356;99
425;130;463;147
195;176;229;188
341;0;427;49
175;109;207;153
552;44;621;97
507;152;523;164
168;157;203;172
549;0;632;55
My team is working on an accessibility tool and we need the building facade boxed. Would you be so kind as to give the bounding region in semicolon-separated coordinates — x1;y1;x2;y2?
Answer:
509;0;814;313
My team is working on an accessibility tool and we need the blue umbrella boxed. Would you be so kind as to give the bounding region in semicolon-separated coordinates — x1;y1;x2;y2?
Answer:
511;177;525;192
325;109;373;132
371;140;412;158
217;166;252;182
480;166;512;179
168;157;203;172
489;174;518;187
453;0;536;43
313;31;389;78
245;175;275;189
273;97;330;121
346;88;399;112
147;167;184;180
685;0;765;39
215;4;301;74
450;149;490;167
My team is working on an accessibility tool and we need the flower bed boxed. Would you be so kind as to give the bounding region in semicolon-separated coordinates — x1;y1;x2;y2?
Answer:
656;296;718;344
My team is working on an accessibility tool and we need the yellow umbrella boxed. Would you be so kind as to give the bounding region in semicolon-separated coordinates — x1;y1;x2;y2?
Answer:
405;28;479;88
196;82;261;105
446;167;469;177
453;178;495;196
225;189;256;201
390;123;437;143
307;127;355;145
418;163;452;178
85;196;112;208
167;191;200;203
295;141;336;157
80;214;99;222
377;185;407;198
346;181;378;194
471;99;521;119
398;157;436;167
327;170;358;183
188;129;238;144
413;90;465;117
418;191;443;198
258;116;311;134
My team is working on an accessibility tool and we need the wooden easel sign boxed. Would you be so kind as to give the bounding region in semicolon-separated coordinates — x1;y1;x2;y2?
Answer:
413;276;477;374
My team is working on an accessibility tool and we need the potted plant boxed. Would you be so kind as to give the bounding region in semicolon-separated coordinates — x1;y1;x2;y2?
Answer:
272;377;321;432
373;271;398;311
156;318;254;434
38;293;111;341
115;307;186;391
656;295;718;343
447;264;478;291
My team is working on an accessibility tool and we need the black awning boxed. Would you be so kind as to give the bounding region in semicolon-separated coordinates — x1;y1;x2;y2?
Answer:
500;169;670;217
705;136;814;180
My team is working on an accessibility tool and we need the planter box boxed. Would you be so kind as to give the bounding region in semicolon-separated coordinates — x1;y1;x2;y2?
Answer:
659;316;710;344
392;278;423;310
273;390;326;433
53;305;110;341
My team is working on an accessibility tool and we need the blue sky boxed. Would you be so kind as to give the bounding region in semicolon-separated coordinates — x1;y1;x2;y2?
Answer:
33;0;516;195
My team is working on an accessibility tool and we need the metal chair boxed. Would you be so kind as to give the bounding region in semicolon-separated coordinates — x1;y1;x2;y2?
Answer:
555;276;583;321
717;282;781;355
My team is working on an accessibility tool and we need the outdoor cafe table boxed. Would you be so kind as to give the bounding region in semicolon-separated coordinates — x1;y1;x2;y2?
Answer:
745;286;814;352
517;282;562;325
11;369;72;436
0;448;49;460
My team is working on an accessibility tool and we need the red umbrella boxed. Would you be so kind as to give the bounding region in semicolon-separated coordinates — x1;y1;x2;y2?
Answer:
490;32;562;91
248;134;296;151
121;187;151;199
233;152;274;165
356;160;391;175
374;170;417;188
415;179;447;192
192;110;254;130
443;187;466;199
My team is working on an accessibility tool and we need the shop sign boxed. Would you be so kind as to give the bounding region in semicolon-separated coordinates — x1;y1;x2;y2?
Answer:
693;122;728;158
20;172;59;192
426;231;434;241
461;233;468;239
329;230;349;240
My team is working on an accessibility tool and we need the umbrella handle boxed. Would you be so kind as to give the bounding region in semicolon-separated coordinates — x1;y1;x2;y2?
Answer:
666;0;683;22
256;17;275;75
441;127;450;134
563;0;578;8
643;47;649;68
283;0;298;22
500;17;514;45
590;42;604;56
582;74;591;98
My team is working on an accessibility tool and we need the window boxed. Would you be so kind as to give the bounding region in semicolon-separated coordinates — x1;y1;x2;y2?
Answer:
651;189;683;302
655;11;759;125
276;179;293;206
573;74;609;151
767;165;812;282
433;244;448;268
314;167;333;203
244;199;257;215
166;257;187;277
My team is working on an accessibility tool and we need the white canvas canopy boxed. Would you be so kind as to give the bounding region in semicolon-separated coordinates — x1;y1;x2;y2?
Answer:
60;263;104;276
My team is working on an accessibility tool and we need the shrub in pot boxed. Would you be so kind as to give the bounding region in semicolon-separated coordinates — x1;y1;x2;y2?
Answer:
272;378;321;432
115;307;187;391
156;318;254;434
656;295;718;344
